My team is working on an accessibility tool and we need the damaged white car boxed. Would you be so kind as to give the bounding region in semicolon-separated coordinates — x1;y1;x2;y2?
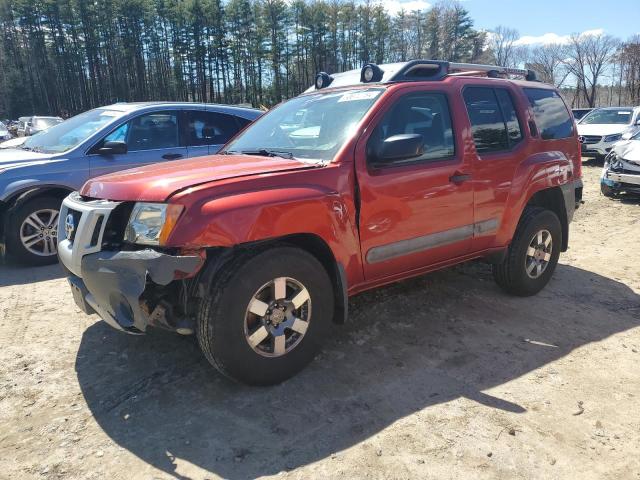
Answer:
601;130;640;197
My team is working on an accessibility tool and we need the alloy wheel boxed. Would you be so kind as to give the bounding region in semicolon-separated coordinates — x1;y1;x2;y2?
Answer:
525;229;552;279
244;276;312;357
19;208;59;257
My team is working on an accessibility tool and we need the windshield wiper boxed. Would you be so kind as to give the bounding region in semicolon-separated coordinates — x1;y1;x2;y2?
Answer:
21;145;42;153
227;149;294;160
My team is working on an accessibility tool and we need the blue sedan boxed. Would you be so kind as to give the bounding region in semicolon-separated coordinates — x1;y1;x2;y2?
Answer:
0;102;262;265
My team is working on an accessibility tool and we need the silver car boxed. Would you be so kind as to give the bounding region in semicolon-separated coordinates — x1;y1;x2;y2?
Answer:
0;102;261;265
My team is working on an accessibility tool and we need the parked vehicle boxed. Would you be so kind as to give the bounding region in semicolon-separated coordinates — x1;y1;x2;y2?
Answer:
0;122;10;141
572;108;593;122
0;102;262;265
601;129;640;197
17;116;61;136
0;136;27;150
577;106;640;158
6;120;19;137
58;61;583;385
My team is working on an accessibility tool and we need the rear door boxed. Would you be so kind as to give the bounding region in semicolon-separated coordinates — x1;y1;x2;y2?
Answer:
89;110;188;177
183;109;243;157
461;84;527;252
356;86;474;281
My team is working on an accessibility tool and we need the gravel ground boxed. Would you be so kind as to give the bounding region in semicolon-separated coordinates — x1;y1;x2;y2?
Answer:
0;160;639;480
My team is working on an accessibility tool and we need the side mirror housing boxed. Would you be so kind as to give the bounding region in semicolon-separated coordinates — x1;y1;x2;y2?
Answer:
374;134;424;164
98;141;127;155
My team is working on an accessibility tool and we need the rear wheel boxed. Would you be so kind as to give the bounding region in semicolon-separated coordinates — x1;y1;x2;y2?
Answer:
493;207;562;297
5;196;61;266
196;246;334;385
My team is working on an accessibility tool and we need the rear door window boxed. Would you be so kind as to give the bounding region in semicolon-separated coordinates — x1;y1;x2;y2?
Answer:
523;88;573;140
184;111;239;147
463;87;523;153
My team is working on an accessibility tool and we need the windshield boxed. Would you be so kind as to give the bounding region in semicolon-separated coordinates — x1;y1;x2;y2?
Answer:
224;88;384;162
581;109;633;125
23;109;124;154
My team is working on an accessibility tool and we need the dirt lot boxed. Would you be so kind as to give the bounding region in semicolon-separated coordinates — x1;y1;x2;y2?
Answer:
1;160;639;480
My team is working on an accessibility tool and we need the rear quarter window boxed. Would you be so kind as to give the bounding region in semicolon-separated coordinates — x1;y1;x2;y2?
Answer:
524;88;573;140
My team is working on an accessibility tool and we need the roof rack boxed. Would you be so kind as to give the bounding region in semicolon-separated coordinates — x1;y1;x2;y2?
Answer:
310;60;539;91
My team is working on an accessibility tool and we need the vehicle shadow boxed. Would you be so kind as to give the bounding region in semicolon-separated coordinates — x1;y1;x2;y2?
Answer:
0;262;65;287
75;262;640;479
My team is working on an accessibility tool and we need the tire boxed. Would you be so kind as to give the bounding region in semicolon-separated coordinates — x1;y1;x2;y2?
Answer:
492;207;562;297
5;196;61;266
601;183;616;198
196;245;334;385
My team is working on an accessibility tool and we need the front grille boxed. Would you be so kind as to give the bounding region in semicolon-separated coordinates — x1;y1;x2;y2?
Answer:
581;135;602;144
101;202;134;250
66;208;83;243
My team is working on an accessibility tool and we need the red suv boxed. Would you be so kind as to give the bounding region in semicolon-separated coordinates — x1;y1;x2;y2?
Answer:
58;61;583;385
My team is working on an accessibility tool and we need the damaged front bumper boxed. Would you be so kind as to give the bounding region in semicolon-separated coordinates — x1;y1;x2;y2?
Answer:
601;155;640;195
65;249;203;334
58;192;204;334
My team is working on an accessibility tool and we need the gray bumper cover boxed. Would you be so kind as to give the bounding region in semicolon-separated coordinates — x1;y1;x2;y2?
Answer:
67;249;202;334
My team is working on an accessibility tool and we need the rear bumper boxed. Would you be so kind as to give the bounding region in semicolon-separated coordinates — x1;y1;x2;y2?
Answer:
65;249;203;334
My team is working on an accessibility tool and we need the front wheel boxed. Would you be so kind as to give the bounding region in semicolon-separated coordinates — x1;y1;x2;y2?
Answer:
5;196;61;266
493;207;562;297
196;246;334;385
601;183;616;198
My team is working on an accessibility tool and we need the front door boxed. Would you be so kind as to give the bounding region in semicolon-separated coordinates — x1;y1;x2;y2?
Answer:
90;110;187;178
356;88;474;281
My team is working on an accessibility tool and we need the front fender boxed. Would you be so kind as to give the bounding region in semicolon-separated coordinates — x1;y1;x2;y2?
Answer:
496;151;573;246
167;185;363;286
0;157;87;203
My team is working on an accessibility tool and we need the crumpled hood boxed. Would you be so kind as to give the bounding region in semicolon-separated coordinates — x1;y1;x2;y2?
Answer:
81;154;317;202
612;139;640;164
0;148;55;170
577;124;629;136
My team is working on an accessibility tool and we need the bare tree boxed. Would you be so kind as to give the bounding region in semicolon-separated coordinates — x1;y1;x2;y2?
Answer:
564;33;619;107
618;36;640;105
487;25;519;67
528;43;569;87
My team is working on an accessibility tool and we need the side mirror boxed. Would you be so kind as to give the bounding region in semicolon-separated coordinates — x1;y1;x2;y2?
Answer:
375;134;424;164
98;141;127;155
621;132;633;140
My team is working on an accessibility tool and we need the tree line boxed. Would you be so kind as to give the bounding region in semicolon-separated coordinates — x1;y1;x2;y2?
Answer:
0;0;488;118
1;0;638;119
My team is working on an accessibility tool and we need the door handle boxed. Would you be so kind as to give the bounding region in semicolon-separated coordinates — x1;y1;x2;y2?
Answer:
449;172;472;184
162;153;183;160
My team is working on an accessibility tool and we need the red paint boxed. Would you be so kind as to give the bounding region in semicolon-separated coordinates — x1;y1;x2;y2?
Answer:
80;76;581;295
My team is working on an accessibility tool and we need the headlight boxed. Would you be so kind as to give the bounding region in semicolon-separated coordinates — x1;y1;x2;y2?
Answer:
603;133;622;143
124;202;183;245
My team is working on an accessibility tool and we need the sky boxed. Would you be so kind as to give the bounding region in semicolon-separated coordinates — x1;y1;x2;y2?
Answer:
388;0;640;43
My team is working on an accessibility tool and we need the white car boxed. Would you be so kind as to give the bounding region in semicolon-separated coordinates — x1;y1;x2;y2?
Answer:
0;136;27;149
0;121;11;141
577;107;640;158
601;129;640;197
